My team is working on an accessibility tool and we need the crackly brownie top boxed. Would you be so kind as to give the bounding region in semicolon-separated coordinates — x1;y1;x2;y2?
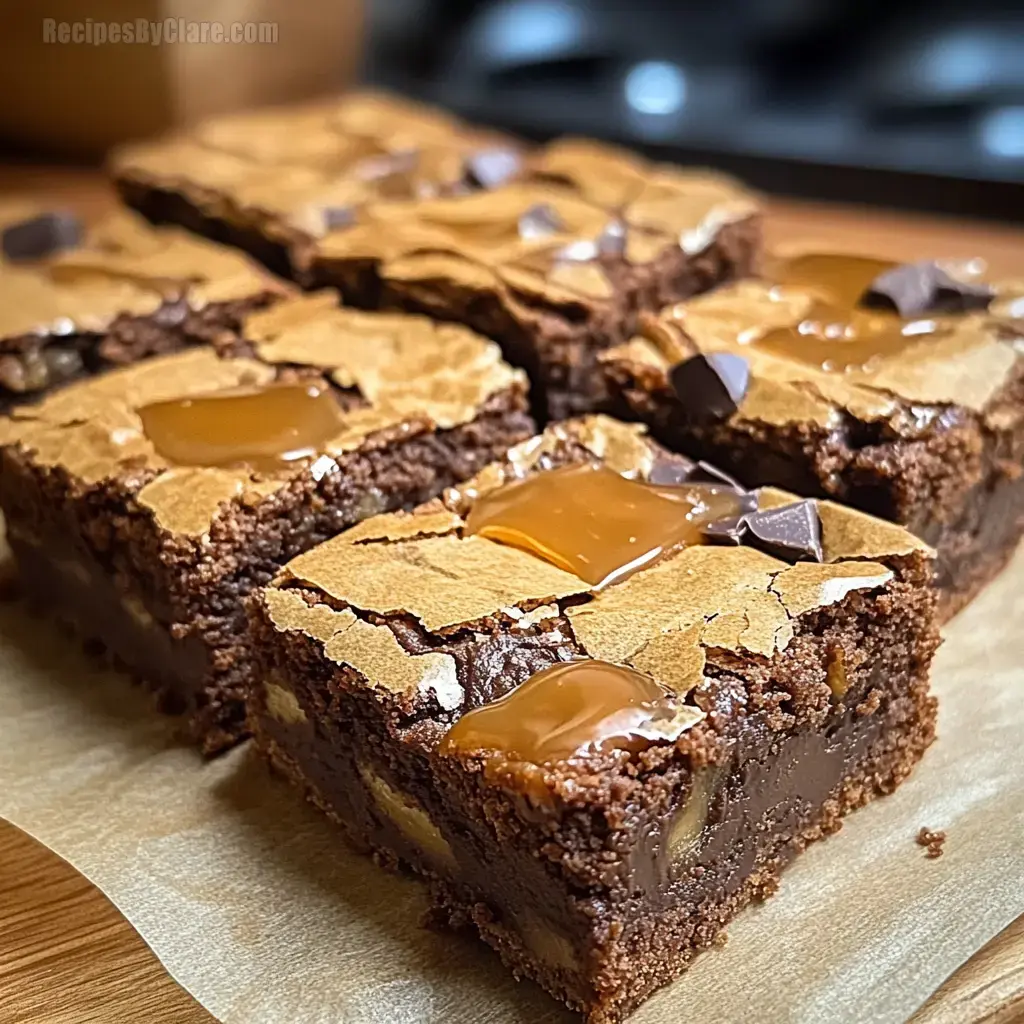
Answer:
0;210;282;341
314;155;756;308
603;251;1024;424
264;416;928;750
0;292;524;536
111;91;526;241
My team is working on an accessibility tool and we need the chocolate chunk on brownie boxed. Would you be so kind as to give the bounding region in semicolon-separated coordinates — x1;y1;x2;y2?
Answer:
0;210;288;408
248;414;939;1022
602;252;1024;618
308;140;760;419
0;293;533;752
110;91;526;280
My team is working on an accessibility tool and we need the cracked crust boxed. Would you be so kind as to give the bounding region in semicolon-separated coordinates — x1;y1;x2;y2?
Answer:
0;298;534;749
111;90;525;277
308;158;761;418
248;415;939;1022
605;276;1024;420
261;416;932;725
0;210;288;406
0;294;527;539
602;269;1024;617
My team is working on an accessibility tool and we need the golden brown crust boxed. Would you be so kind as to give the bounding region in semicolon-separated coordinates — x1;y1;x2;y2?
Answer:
265;416;930;703
0;210;283;340
0;296;525;537
314;165;758;308
530;137;759;258
110;91;520;246
603;272;1024;419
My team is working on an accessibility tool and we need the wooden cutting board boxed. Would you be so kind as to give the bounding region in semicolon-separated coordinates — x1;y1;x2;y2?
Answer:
0;167;1020;1024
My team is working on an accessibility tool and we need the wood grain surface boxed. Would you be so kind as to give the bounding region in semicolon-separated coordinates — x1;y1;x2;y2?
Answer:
0;164;1021;1024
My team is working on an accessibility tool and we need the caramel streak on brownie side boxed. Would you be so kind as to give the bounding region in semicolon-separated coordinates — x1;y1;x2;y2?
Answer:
248;416;939;1021
0;210;289;407
0;296;533;751
309;142;761;419
602;262;1024;617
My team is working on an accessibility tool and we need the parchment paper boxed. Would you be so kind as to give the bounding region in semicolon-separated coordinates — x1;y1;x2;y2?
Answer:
1;550;1023;1024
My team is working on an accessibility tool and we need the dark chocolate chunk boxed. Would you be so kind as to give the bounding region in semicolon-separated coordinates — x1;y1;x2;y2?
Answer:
743;500;823;563
42;346;84;383
859;261;994;317
518;203;564;241
355;149;419;184
596;219;626;257
647;453;698;486
703;498;822;562
2;211;83;262
152;297;191;328
647;453;751;494
702;514;747;546
322;206;357;231
689;460;745;491
668;352;750;423
464;148;522;190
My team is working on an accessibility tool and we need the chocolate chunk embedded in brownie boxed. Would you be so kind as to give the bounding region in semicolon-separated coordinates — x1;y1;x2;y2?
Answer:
248;415;939;1022
0;293;533;752
0;210;288;408
308;142;760;419
602;252;1024;618
110;91;526;280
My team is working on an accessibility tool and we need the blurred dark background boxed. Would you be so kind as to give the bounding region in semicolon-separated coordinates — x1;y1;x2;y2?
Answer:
364;0;1024;219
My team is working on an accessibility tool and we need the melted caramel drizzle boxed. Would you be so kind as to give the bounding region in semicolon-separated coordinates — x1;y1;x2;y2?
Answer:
139;382;343;473
438;660;681;764
756;253;948;372
465;463;747;588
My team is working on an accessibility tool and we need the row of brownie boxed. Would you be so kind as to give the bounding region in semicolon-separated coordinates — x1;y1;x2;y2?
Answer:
4;92;1022;622
106;92;1024;620
0;93;1016;1019
0;357;942;1022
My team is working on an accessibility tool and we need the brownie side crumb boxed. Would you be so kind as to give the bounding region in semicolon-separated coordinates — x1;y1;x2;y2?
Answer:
0;292;278;409
606;356;1024;619
916;827;947;859
247;533;938;1021
115;177;299;279
0;382;534;754
310;215;761;422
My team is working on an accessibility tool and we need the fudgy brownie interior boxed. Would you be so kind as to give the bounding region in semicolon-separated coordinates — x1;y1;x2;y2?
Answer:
0;209;288;407
0;296;533;751
603;253;1024;617
248;416;939;1021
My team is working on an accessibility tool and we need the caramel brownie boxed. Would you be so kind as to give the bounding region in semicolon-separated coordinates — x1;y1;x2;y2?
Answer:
110;91;525;280
308;141;760;418
0;209;287;408
0;293;532;751
602;253;1024;618
248;415;939;1021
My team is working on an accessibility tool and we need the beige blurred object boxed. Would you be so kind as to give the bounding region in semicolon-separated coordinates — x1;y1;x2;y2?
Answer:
0;0;363;157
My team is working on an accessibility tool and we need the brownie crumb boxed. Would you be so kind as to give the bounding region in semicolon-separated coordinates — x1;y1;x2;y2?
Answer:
0;559;22;602
713;931;729;949
856;688;883;716
916;826;947;859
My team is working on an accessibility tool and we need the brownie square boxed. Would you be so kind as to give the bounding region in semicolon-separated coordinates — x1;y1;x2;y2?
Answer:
0;293;533;751
601;253;1024;618
308;142;760;419
0;209;287;409
248;415;939;1022
110;91;526;280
